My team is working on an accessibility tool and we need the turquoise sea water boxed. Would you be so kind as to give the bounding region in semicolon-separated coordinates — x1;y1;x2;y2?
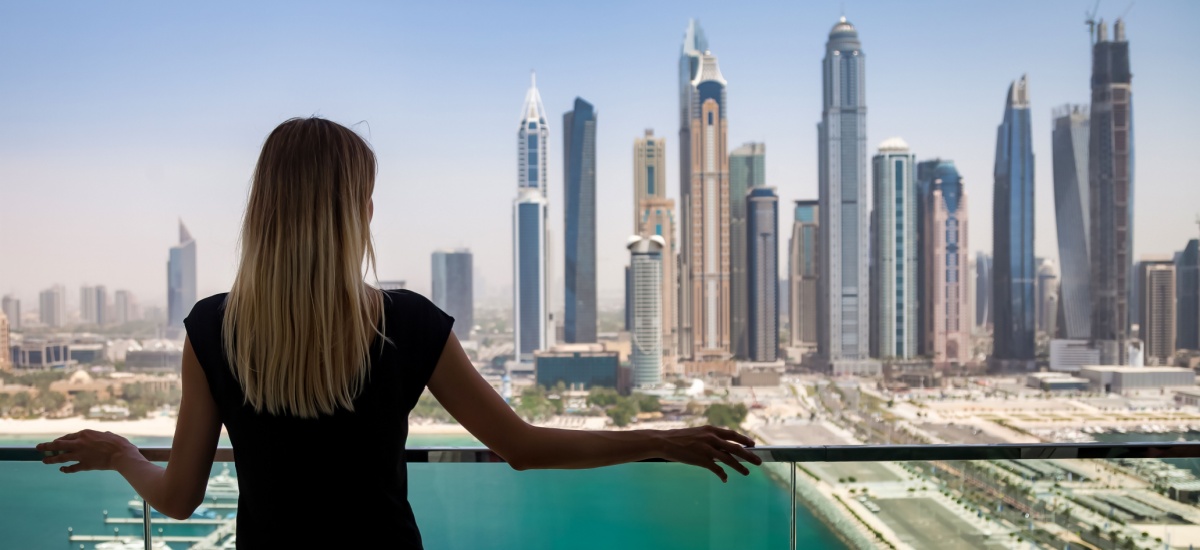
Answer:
0;434;846;549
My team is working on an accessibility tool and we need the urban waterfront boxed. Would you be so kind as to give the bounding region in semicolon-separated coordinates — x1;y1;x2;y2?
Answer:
0;434;846;550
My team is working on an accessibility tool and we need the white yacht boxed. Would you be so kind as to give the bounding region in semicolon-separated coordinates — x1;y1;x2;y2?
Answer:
95;538;170;550
206;466;240;500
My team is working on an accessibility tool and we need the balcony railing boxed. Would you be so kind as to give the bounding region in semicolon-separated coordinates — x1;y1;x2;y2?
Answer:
6;443;1200;549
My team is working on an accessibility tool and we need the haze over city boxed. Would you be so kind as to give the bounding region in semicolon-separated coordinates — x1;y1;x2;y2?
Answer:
2;0;1198;310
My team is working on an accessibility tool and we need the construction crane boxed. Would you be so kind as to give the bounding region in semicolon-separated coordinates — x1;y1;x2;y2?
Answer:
1085;0;1100;44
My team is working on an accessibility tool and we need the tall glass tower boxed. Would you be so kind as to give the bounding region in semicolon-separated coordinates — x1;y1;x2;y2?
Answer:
432;249;474;342
514;74;550;363
869;138;916;360
1177;239;1200;351
628;235;665;387
563;97;598;343
729;142;765;360
1052;104;1092;339
167;221;196;337
1088;19;1135;365
747;187;778;362
991;76;1036;371
789;201;820;353
677;19;708;360
818;17;872;371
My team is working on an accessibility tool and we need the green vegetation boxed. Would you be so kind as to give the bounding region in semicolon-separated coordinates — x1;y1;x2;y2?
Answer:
586;387;662;427
704;402;748;429
412;391;457;423
515;384;561;422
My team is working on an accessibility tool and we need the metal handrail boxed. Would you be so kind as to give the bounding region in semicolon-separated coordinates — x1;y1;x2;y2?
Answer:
7;441;1200;463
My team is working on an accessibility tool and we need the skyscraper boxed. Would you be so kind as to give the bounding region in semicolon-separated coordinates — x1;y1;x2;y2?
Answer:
1052;104;1092;339
683;50;731;369
39;285;66;328
633;130;666;230
1036;259;1059;333
80;285;107;326
870;138;916;360
991;76;1036;372
818;17;873;373
789;201;820;353
729;142;766;359
0;311;10;372
514;74;550;364
563;98;598;344
628;235;665;387
114;290;138;325
1089;19;1135;365
915;159;942;356
1;295;20;331
747;187;778;362
638;197;677;372
975;253;993;330
167;221;197;337
1139;259;1176;365
1178;239;1200;351
677;18;708;361
924;161;972;369
432;249;474;342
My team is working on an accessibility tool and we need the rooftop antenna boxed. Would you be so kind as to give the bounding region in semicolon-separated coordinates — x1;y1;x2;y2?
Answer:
1085;0;1101;44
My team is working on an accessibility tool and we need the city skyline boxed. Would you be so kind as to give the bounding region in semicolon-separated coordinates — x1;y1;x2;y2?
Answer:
3;2;1199;312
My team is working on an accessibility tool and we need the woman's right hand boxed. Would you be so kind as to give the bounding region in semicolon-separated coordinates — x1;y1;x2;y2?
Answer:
652;425;763;482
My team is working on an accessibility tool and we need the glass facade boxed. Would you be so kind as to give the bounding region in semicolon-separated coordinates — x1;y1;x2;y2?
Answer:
746;188;778;362
563;97;598;344
1179;239;1200;351
166;222;196;336
1052;105;1093;339
870;144;916;360
515;196;546;360
431;249;474;342
730;142;766;360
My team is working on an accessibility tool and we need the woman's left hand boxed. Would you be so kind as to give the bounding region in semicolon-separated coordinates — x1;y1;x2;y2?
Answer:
37;430;141;474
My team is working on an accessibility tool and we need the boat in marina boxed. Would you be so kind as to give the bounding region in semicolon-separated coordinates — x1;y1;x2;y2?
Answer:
95;537;171;550
127;498;219;520
206;466;240;500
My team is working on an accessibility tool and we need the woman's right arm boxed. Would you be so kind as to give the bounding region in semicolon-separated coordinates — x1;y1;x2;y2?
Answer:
426;333;762;482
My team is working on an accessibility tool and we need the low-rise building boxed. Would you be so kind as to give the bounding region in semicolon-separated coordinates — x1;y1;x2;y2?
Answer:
534;345;630;395
1175;388;1200;407
11;339;77;370
1049;339;1101;372
1079;365;1197;394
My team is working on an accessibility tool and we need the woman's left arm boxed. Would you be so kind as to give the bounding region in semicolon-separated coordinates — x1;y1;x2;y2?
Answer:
38;337;222;520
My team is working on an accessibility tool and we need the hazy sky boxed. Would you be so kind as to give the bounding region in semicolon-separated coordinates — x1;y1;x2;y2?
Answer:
2;0;1199;313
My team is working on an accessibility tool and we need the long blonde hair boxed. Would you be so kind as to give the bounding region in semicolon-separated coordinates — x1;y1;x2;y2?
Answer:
223;117;384;418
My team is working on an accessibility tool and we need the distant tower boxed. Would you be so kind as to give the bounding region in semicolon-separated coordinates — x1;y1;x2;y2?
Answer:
684;50;731;367
1;295;20;331
818;17;872;373
1139;259;1176;365
975;253;993;330
39;285;66;328
924;161;972;369
1178;239;1200;351
114;290;139;325
1088;18;1135;365
1052;105;1092;339
1037;259;1059;334
991;76;1037;372
0;311;10;372
677;18;709;360
514;74;550;364
729;142;766;360
637;197;677;373
789;201;820;353
746;187;779;362
563;97;598;343
870;138;917;360
633;130;667;230
81;285;107;326
629;235;665;387
432;249;474;342
167;221;197;337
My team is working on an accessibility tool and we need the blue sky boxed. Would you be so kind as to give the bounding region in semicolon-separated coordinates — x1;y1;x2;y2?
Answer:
2;0;1198;312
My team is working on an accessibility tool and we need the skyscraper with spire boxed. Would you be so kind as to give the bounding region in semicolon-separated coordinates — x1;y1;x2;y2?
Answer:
1089;19;1135;365
167;221;196;338
514;74;550;364
677;19;708;360
683;49;732;371
991;76;1037;372
818;17;874;375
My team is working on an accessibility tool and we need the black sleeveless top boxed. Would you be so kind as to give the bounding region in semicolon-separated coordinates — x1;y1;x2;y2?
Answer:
183;289;454;549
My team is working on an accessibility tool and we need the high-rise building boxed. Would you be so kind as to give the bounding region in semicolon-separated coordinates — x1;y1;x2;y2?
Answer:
789;201;820;353
818;18;873;375
0;311;10;372
747;188;778;362
563;98;598;344
991;76;1036;372
1036;259;1059;334
683;50;731;368
1052;104;1092;339
514;74;550;364
870;139;917;360
80;285;107;326
677;18;708;361
1139;259;1176;365
1;295;20;331
167;221;197;336
638;197;677;372
39;285;66;328
633;130;666;230
924;161;972;369
1089;19;1135;365
432;249;474;342
975;253;993;329
378;281;407;291
1178;239;1200;351
729;142;766;359
628;235;665;387
114;290;139;325
914;159;942;355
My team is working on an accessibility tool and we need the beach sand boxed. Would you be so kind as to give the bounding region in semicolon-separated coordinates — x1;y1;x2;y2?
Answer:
0;416;476;438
